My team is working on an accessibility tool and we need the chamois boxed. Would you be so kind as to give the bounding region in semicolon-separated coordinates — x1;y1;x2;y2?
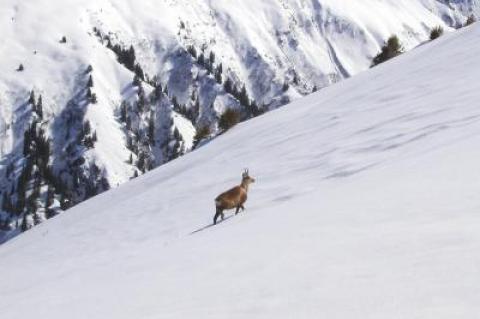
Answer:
214;169;255;224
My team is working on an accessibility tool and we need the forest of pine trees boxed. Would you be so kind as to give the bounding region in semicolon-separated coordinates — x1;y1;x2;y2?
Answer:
0;64;114;235
0;91;63;233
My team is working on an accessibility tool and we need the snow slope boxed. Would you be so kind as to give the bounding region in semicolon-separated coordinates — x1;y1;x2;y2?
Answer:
1;19;480;318
0;0;478;240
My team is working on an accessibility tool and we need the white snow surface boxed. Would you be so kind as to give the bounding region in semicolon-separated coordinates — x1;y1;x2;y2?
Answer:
1;16;480;319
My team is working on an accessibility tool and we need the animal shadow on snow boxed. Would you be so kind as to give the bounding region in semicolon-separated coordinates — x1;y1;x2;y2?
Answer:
190;215;235;235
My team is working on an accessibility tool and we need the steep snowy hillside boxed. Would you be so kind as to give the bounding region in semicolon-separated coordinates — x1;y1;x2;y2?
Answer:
1;19;480;319
0;0;478;240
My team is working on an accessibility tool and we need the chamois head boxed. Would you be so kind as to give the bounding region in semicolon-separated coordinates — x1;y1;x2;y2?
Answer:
241;169;255;188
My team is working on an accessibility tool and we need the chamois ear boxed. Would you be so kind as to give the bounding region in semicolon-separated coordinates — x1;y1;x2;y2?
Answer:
242;168;249;178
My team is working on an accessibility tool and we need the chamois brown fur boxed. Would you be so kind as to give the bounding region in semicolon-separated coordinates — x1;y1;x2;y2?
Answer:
214;169;255;224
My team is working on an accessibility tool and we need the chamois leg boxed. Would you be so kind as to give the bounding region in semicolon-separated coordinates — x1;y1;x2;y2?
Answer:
235;206;241;215
240;204;245;212
214;207;222;225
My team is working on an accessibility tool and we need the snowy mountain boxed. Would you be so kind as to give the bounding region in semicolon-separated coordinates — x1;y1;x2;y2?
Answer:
0;0;478;241
1;14;480;318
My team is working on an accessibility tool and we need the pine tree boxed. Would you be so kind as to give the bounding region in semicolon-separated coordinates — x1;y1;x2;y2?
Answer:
120;101;128;123
46;186;55;208
173;127;181;140
126;45;136;70
137;86;146;112
193;125;210;148
36;95;43;119
206;51;215;74
148;116;155;145
45;208;56;219
33;212;42;226
154;84;163;101
430;26;444;40
239;85;250;107
187;45;197;58
249;100;261;117
232;84;239;98
133;74;142;87
198;53;205;66
293;74;299;85
137;152;146;173
134;63;145;81
224;78;233;94
126;116;132;131
35;130;51;171
192;98;200;122
60;192;70;210
20;215;29;232
87;75;94;88
83;121;91;136
28;90;35;105
465;14;476;26
172;96;180;111
209;51;216;66
372;35;403;67
215;63;223;84
219;109;240;131
90;93;98;104
26;192;38;214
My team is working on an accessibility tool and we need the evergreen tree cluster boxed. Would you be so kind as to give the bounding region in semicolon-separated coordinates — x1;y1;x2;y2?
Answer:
186;44;263;130
193;125;211;149
29;91;44;120
120;83;157;176
371;35;404;67
465;14;476;26
0;93;64;233
168;126;186;160
430;26;444;40
186;46;223;84
172;94;200;124
223;79;262;118
93;27;146;82
218;108;240;131
50;72;111;216
118;78;192;178
85;68;98;104
79;120;98;149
